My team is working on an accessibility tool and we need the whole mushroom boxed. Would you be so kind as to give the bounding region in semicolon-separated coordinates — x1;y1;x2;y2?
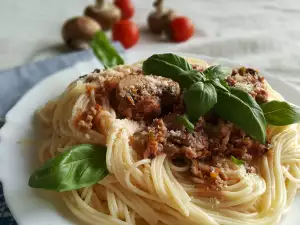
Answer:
147;0;176;35
62;16;101;50
84;0;121;31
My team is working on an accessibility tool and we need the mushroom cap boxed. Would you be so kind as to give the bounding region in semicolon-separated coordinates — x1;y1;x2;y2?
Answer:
84;4;121;31
148;12;165;35
148;9;177;35
62;16;101;50
116;75;180;120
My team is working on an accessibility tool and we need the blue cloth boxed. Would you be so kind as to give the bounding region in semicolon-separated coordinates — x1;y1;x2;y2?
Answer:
0;44;123;224
0;49;95;118
0;183;16;225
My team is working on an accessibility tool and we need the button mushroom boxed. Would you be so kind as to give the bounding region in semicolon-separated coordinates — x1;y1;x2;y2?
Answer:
116;75;180;120
147;0;176;35
61;16;101;50
84;0;121;31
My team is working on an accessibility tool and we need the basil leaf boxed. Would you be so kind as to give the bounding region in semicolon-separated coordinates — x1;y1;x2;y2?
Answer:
209;78;229;92
220;79;230;90
204;65;231;80
231;156;244;166
184;82;217;122
176;70;206;89
143;57;204;89
91;31;124;69
142;57;184;77
176;115;195;132
214;87;266;143
144;53;192;71
260;100;300;126
28;144;108;192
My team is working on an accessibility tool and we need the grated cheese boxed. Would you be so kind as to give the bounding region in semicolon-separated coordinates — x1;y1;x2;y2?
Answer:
235;82;253;92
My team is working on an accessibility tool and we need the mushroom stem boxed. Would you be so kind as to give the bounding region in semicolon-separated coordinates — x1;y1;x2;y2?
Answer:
154;0;164;15
96;0;104;8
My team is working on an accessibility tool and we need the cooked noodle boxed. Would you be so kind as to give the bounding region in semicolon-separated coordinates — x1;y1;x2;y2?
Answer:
34;59;300;225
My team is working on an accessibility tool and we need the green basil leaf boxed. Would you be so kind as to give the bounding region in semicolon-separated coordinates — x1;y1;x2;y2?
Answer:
91;31;124;69
209;78;229;92
184;82;217;122
231;156;244;166
204;65;231;80
214;87;266;143
220;79;230;89
143;56;204;89
142;57;183;77
260;100;300;126
176;115;195;132
28;144;108;192
176;70;206;89
144;53;192;72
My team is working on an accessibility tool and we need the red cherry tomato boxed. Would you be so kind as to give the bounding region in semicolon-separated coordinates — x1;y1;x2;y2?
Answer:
112;20;139;49
169;16;194;42
114;0;135;20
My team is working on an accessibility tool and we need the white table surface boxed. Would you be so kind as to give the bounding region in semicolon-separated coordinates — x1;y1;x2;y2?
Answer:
1;0;300;86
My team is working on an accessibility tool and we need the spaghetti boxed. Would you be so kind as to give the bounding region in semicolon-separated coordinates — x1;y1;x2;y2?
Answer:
34;57;300;225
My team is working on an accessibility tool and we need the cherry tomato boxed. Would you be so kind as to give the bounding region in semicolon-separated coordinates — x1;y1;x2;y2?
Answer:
168;16;194;42
114;0;135;20
112;20;139;49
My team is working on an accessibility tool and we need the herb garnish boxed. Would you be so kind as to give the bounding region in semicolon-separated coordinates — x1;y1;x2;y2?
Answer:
91;31;124;69
260;100;300;126
142;53;266;142
184;82;217;122
28;144;108;192
142;53;300;143
143;54;204;89
176;115;195;132
214;87;266;143
203;65;230;80
231;156;244;166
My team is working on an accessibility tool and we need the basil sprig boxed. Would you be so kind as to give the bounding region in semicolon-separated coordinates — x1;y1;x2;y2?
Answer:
184;82;217;122
143;54;204;89
28;144;108;192
143;53;192;73
142;53;300;142
142;53;267;142
260;100;300;126
91;31;124;69
214;87;266;143
204;65;230;80
143;53;216;122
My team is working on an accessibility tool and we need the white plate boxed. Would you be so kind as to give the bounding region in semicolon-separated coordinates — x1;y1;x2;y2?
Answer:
1;51;300;225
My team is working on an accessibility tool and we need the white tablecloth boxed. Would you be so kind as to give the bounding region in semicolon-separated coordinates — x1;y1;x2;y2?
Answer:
1;0;300;86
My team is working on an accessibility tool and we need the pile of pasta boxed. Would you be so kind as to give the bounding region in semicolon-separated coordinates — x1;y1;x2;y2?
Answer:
35;59;300;225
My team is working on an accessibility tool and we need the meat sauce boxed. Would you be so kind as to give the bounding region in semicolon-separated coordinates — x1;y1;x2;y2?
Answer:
116;75;180;121
80;65;270;189
226;67;268;103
